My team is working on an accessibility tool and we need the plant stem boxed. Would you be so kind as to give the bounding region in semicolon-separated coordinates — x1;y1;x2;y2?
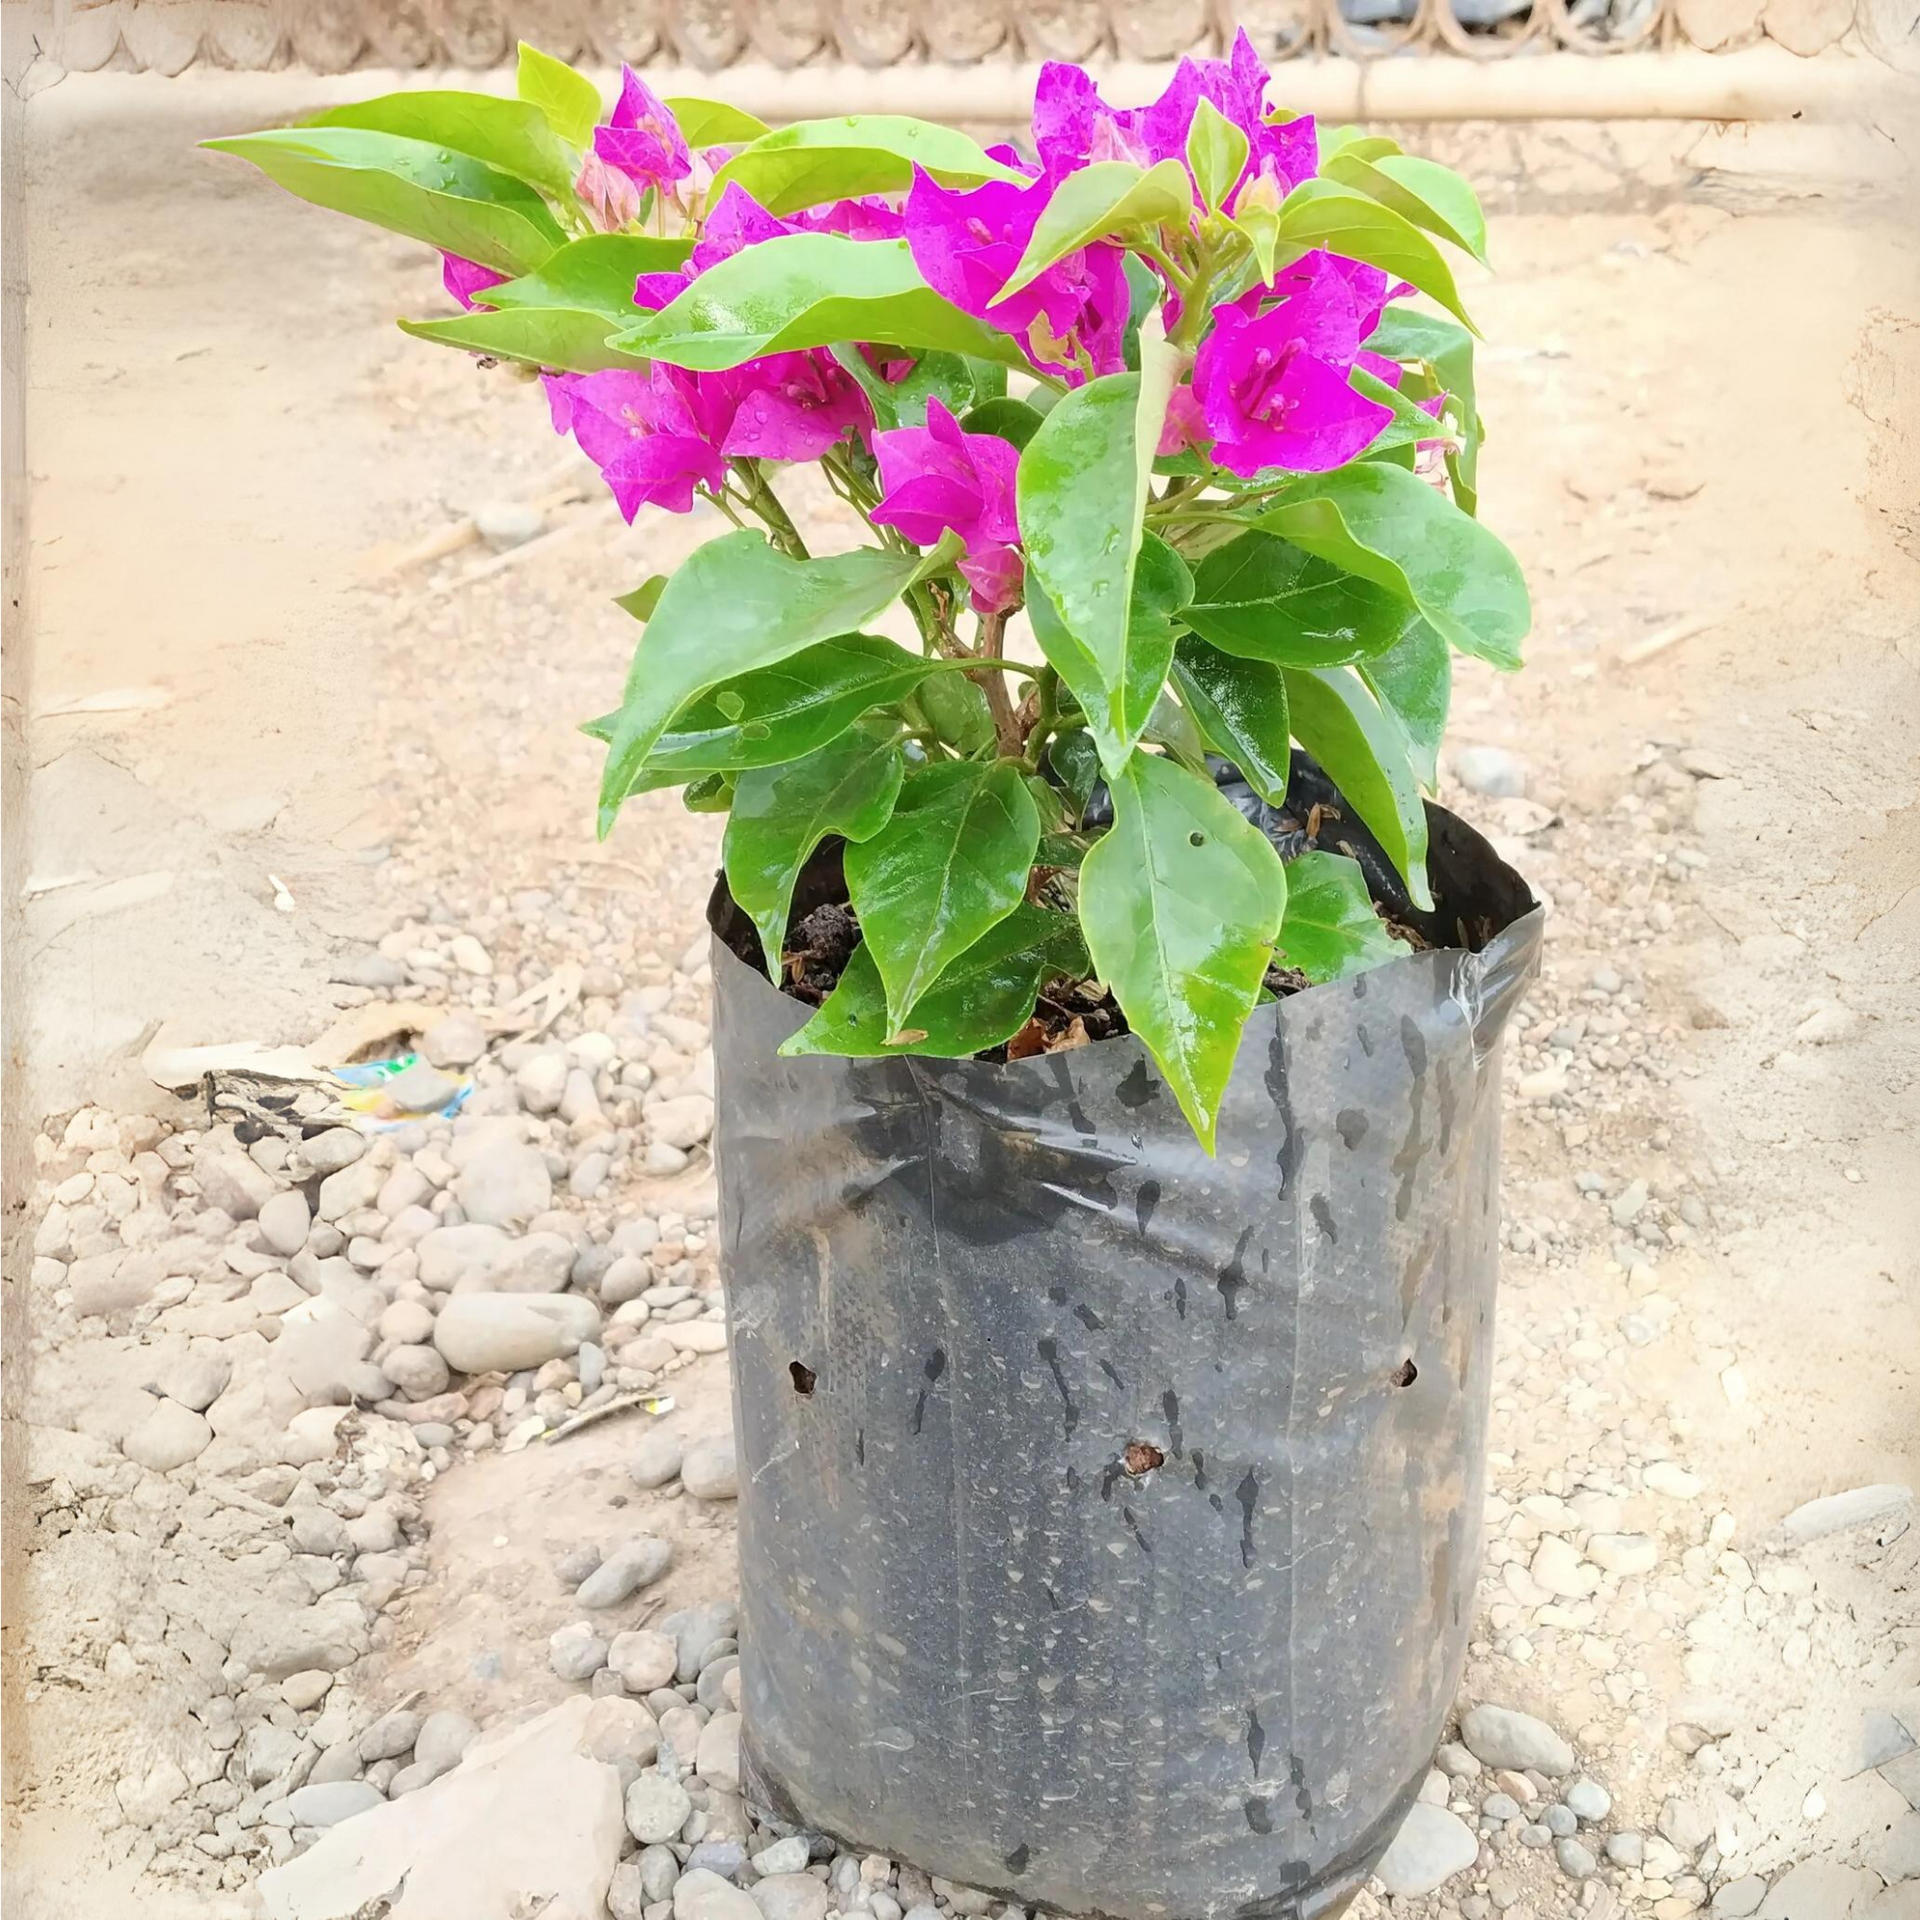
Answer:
1020;666;1061;772
734;460;809;560
972;610;1023;756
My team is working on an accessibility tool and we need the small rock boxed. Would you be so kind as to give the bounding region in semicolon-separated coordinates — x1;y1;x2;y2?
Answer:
421;1013;487;1070
752;1876;831;1920
123;1398;213;1472
384;1344;452;1400
281;1669;334;1711
474;500;546;551
752;1838;813;1877
359;1709;424;1763
626;1771;694;1845
1375;1803;1479;1897
382;1060;464;1113
1775;1483;1913;1545
628;1431;685;1493
647;1095;715;1151
1605;1830;1644;1869
449;933;493;976
694;1711;741;1792
1451;744;1527;798
455;1140;553;1230
411;1710;477;1779
676;1868;762;1920
1563;1778;1611;1823
583;1695;663;1773
1436;1743;1481;1780
663;1321;728;1356
681;1437;738;1501
196;1149;277;1220
1645;1460;1703;1499
610;1861;650;1920
432;1292;601;1374
1554;1838;1596;1879
1711;1875;1768;1917
1608;1178;1649;1226
283;1780;384;1827
610;1628;680;1694
163;1345;232;1413
1459;1705;1575;1777
1586;1533;1658;1577
1531;1536;1600;1598
578;1537;674;1607
258;1188;313;1256
550;1620;610;1682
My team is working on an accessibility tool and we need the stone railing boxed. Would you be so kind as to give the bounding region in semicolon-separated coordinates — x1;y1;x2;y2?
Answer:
23;0;1909;74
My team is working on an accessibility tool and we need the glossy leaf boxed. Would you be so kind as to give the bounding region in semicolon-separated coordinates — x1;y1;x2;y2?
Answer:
994;160;1193;305
1352;366;1451;456
1322;150;1489;266
308;90;578;197
1048;728;1101;818
204;127;565;276
1274;851;1403;983
1258;464;1527;670
614;575;668;623
486;234;694;321
912;671;997;755
611;635;935;778
781;906;1086;1059
1017;339;1181;774
665;96;772;149
723;728;905;968
1366;307;1481;513
399;306;645;373
1079;751;1289;1152
709;117;1024;216
1276;180;1474;333
1359;616;1450;790
683;772;734;814
516;43;602;150
1187;98;1250;216
595;532;931;834
1186;529;1413;668
844;759;1040;1027
1171;637;1292;805
613;235;1027;372
830;347;1001;433
1282;666;1431;910
960;396;1048;450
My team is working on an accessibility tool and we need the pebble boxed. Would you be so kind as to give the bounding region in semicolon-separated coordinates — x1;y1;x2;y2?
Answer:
577;1536;674;1608
1564;1778;1611;1823
627;1771;694;1845
1586;1532;1658;1576
1452;744;1527;798
359;1709;423;1762
1555;1837;1597;1878
630;1429;685;1489
122;1397;214;1472
648;1096;716;1151
1606;1831;1646;1868
550;1621;610;1681
1460;1705;1575;1777
753;1838;813;1877
257;1187;313;1256
675;1867;761;1920
611;1628;680;1694
1375;1803;1479;1897
1645;1461;1704;1500
681;1436;739;1500
432;1292;601;1373
455;1139;553;1230
752;1876;831;1920
1775;1483;1913;1544
663;1322;728;1355
1710;1875;1768;1916
474;500;547;550
413;1710;478;1778
283;1780;384;1827
694;1711;742;1792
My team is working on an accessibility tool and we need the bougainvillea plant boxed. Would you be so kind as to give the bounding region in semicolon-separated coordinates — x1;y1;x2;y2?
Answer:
210;39;1527;1150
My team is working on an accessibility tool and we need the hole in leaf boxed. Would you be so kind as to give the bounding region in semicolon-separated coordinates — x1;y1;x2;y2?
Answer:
715;691;746;721
741;721;771;741
1392;1358;1418;1388
789;1361;817;1395
1189;831;1206;847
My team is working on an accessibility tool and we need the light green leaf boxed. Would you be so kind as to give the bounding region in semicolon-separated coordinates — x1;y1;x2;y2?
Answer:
829;347;1001;433
595;533;930;834
308;90;578;197
911;671;997;756
1079;751;1289;1152
1366;307;1481;514
723;728;904;968
1186;529;1414;668
613;235;1027;371
485;234;694;321
1231;202;1281;285
994;160;1193;306
1276;179;1475;333
1322;150;1489;267
781;906;1086;1059
516;43;602;151
1352;365;1451;456
844;759;1040;1028
683;772;734;814
1274;850;1403;983
1017;335;1182;774
398;306;644;373
203;127;565;276
1258;464;1527;670
614;575;668;624
664;96;771;149
1171;637;1292;805
961;396;1048;450
1359;616;1450;790
1187;98;1250;216
1282;666;1431;910
1319;127;1400;163
709;116;1023;216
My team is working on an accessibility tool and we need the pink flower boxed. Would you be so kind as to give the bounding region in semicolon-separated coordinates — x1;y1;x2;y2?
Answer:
903;169;1128;384
573;150;646;233
869;398;1022;615
1032;30;1316;206
593;68;691;201
440;253;506;311
1190;265;1390;476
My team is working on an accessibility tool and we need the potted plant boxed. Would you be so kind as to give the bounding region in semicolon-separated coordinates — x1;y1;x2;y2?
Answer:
213;40;1542;1918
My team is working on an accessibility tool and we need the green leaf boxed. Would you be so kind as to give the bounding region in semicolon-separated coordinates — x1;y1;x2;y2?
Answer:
1275;180;1475;333
1351;365;1452;456
1282;667;1431;910
683;772;734;814
595;533;929;834
960;396;1048;450
1017;337;1182;774
1359;616;1450;790
626;635;935;778
994;160;1193;306
204;127;565;277
308;90;578;197
398;306;644;374
709;116;1023;216
1257;464;1527;670
781;906;1086;1059
1186;529;1414;668
1231;202;1281;286
1274;851;1403;983
485;234;694;322
1319;127;1400;163
832;347;1002;433
664;96;772;149
614;575;667;624
1366;307;1481;514
911;670;997;756
516;44;602;150
1187;98;1250;215
723;728;904;968
1170;637;1292;805
613;235;1027;372
1047;728;1101;817
1322;150;1489;267
1079;752;1289;1152
844;759;1040;1028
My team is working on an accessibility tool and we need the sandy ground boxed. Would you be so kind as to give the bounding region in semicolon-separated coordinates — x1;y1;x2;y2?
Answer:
6;66;1920;1920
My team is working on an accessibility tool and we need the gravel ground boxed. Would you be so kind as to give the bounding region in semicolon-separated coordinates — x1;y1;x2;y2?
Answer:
8;89;1919;1920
